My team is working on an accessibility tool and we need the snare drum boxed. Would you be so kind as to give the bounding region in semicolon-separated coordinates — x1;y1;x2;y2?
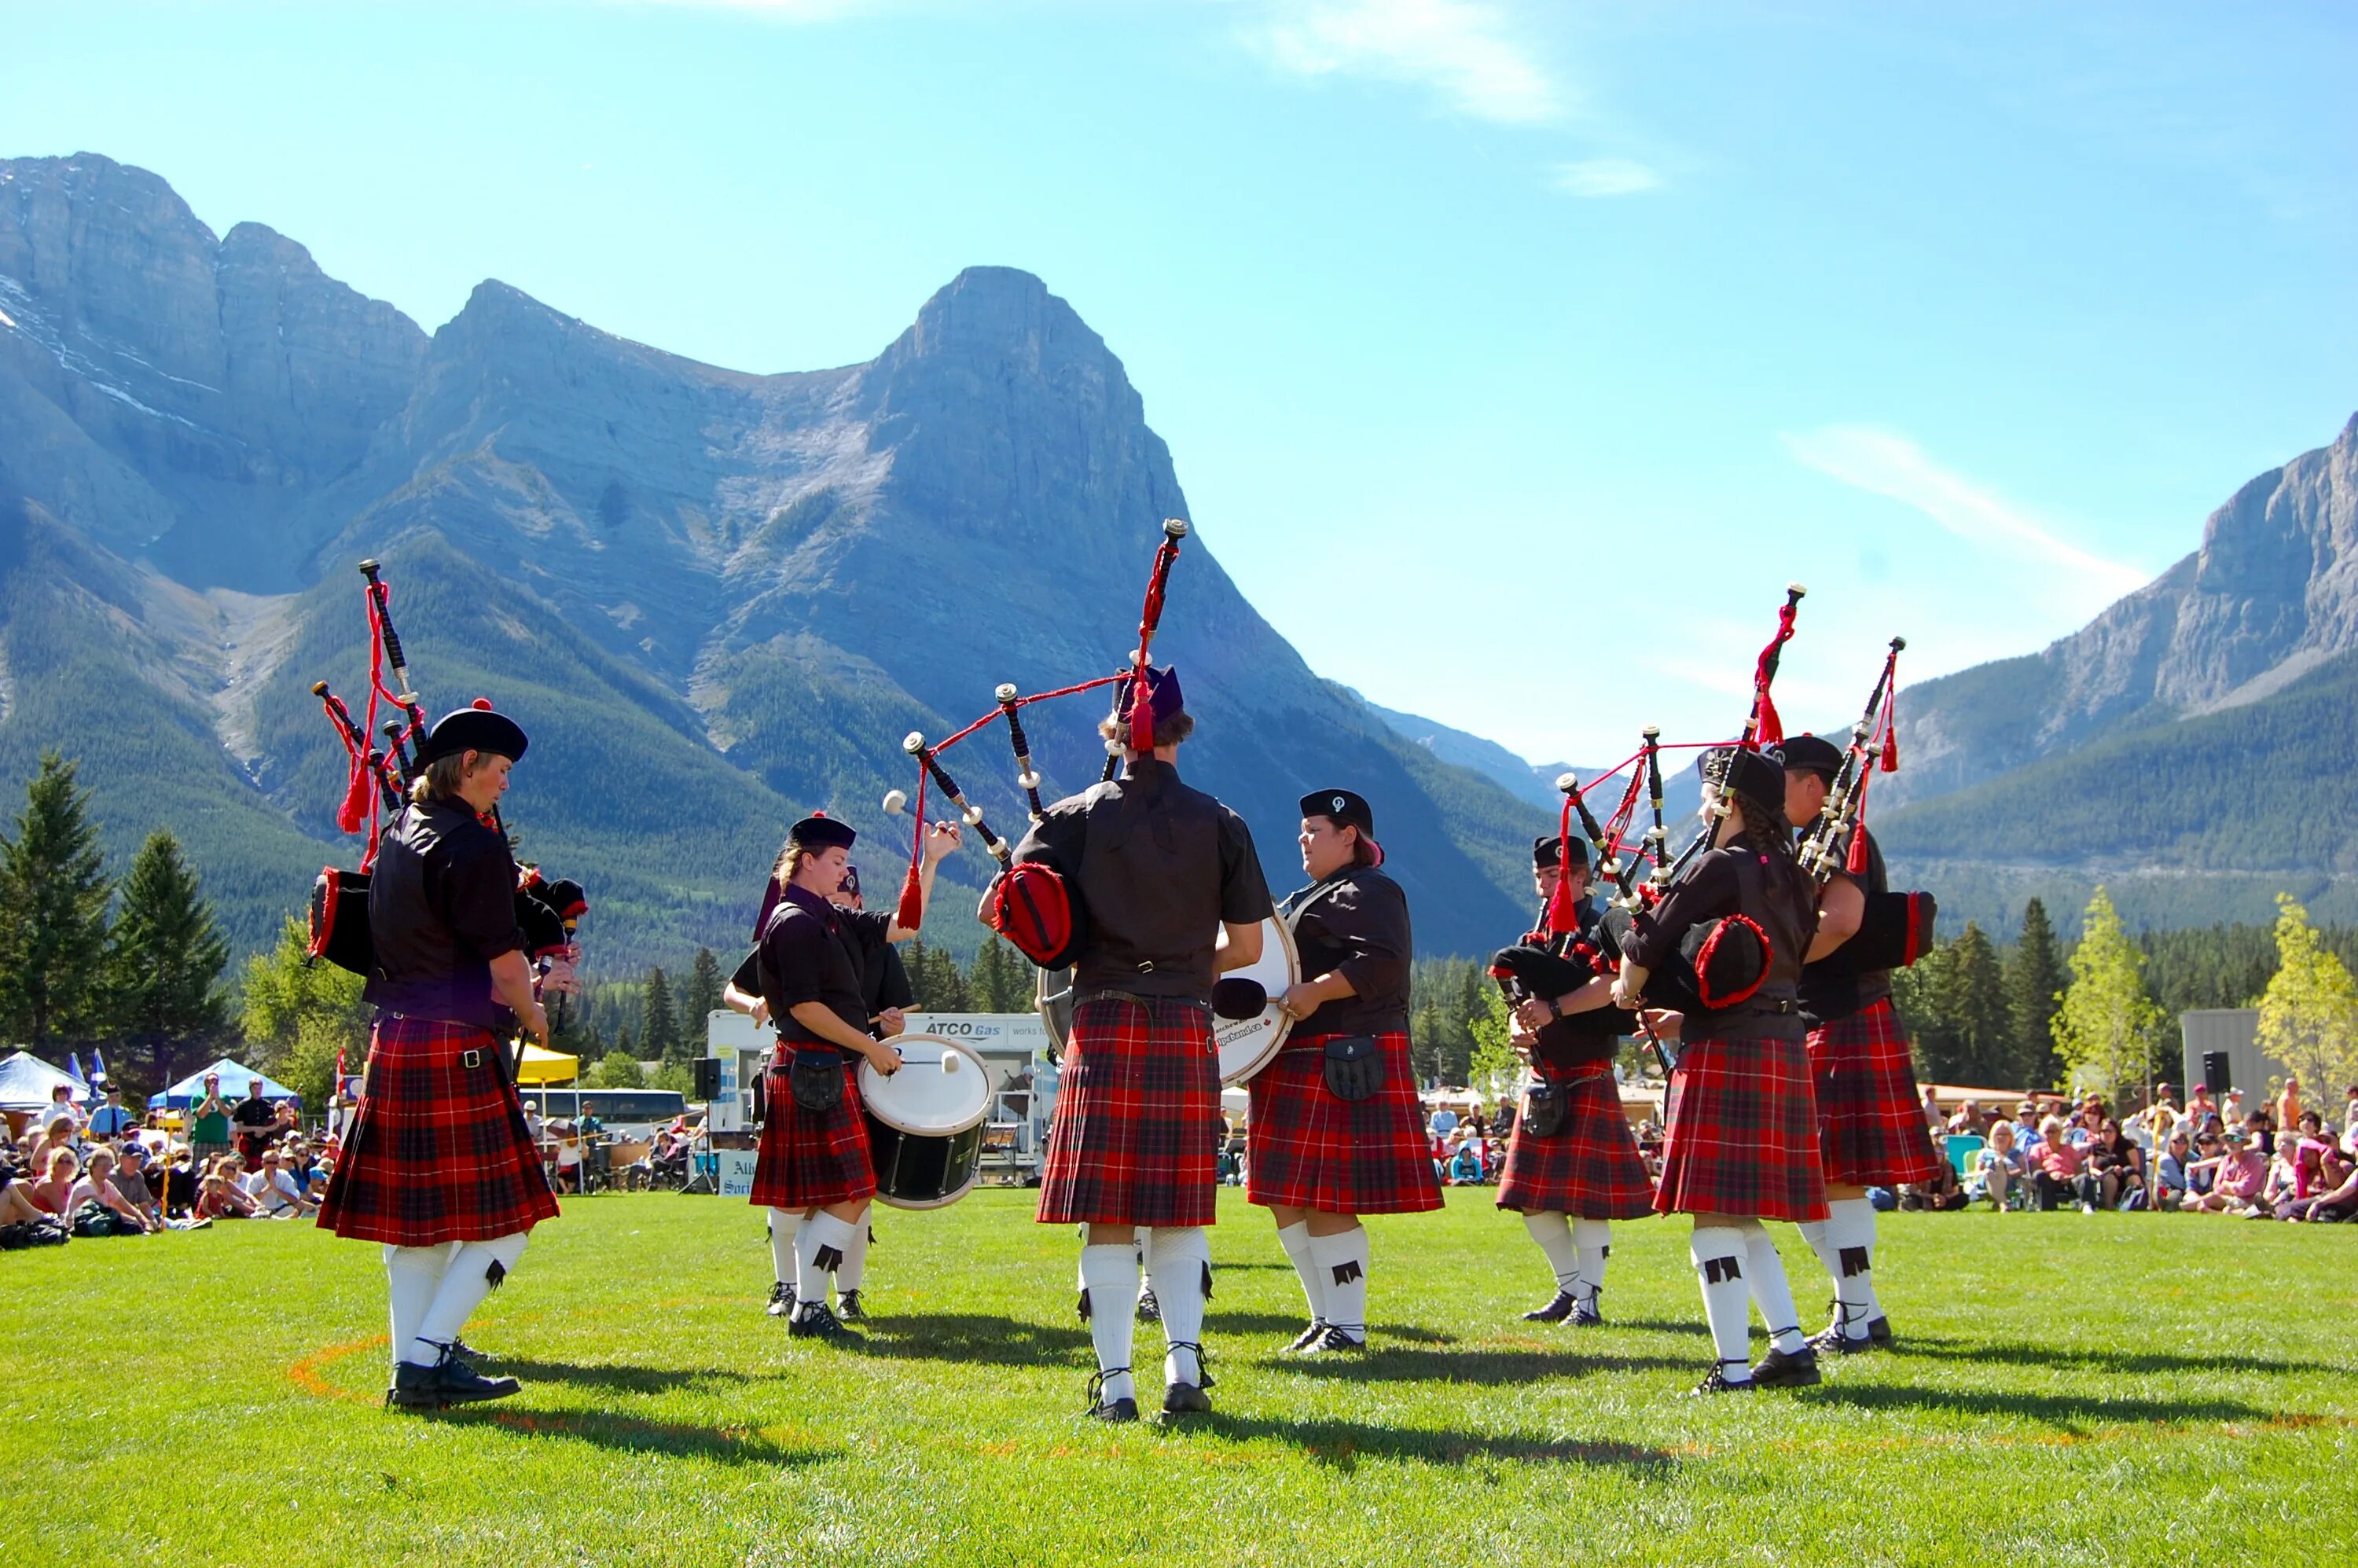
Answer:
858;1033;993;1210
1214;913;1300;1086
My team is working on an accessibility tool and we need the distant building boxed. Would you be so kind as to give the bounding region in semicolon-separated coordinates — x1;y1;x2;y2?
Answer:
2179;1009;2292;1099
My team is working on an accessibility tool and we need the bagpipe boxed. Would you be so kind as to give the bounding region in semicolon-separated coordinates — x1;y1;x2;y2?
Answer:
302;559;590;1005
1792;635;1937;976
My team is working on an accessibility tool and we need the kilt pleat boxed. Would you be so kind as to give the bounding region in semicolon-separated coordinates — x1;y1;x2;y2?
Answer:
1654;1030;1827;1223
1495;1067;1656;1219
1809;997;1941;1187
1037;995;1219;1228
318;1015;560;1246
1246;1030;1442;1215
749;1057;875;1210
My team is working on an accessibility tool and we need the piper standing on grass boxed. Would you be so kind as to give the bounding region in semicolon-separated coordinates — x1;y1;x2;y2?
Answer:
318;703;558;1412
1498;835;1655;1326
1614;748;1827;1395
1250;790;1438;1356
749;813;959;1340
1771;733;1939;1356
1019;666;1272;1422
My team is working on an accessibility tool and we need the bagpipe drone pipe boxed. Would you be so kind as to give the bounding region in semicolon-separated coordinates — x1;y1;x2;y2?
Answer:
303;559;591;990
1793;635;1937;975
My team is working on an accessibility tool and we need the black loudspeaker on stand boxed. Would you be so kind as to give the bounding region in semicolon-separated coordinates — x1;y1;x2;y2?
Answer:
692;1056;722;1100
2202;1050;2231;1099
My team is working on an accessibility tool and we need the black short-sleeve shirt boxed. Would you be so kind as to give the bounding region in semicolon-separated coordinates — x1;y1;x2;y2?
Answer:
1014;757;1272;1004
365;799;525;1029
1281;865;1412;1035
756;883;880;1056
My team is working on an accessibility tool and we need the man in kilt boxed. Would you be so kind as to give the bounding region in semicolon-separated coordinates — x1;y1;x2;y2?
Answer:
751;813;959;1339
1614;749;1827;1394
1499;836;1654;1325
1773;734;1939;1354
1250;789;1438;1355
318;704;560;1412
1017;666;1272;1421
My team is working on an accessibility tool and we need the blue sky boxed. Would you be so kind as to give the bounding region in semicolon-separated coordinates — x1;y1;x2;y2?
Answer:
6;1;2352;764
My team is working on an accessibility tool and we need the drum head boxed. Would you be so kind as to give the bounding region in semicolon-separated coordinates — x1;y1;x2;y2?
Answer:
1215;914;1300;1086
859;1034;994;1136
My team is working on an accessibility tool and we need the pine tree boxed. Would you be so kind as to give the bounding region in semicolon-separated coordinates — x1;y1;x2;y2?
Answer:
106;830;232;1095
2052;887;2165;1103
2004;898;2066;1090
2255;893;2358;1100
0;753;116;1046
971;939;1027;1013
644;967;684;1063
1942;921;2009;1086
683;947;724;1030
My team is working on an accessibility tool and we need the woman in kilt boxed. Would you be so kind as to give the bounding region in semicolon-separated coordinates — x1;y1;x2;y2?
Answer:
750;813;957;1339
1016;666;1273;1421
318;705;559;1412
1500;835;1655;1326
1251;789;1438;1355
1772;734;1939;1354
1613;747;1827;1394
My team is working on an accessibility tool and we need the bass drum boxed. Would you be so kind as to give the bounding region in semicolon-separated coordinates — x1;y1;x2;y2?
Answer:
1033;915;1300;1087
858;1034;994;1210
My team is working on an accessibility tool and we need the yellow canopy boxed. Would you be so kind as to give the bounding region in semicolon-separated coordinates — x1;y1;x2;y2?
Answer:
516;1044;578;1085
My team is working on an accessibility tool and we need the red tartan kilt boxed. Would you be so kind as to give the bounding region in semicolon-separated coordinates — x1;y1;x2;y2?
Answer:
318;1015;560;1246
1038;996;1219;1228
1495;1067;1656;1219
1245;1030;1441;1215
750;1056;875;1210
1809;997;1941;1186
1654;1030;1827;1223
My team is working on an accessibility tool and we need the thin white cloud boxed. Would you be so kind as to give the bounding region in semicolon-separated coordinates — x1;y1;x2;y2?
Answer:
1784;425;2151;597
1552;157;1659;196
1240;0;1559;126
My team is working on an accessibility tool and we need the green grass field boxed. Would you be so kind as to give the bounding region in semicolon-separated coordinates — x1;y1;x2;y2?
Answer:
5;1188;2350;1566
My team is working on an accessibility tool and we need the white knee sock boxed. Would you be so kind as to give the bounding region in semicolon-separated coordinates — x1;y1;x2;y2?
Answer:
1521;1211;1581;1293
838;1215;870;1291
767;1208;803;1291
1739;1221;1806;1355
408;1232;529;1365
1148;1225;1212;1386
1689;1226;1754;1378
1277;1221;1328;1323
1831;1197;1882;1316
1136;1230;1155;1307
1079;1242;1140;1402
796;1211;861;1313
1308;1225;1370;1341
385;1243;455;1370
1572;1217;1612;1298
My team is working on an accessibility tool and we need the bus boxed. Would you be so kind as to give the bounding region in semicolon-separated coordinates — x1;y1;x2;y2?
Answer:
514;1088;689;1140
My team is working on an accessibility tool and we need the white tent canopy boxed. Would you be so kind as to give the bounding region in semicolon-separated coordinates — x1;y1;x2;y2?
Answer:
0;1050;86;1112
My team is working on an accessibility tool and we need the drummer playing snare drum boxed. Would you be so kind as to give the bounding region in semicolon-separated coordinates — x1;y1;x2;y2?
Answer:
1012;666;1273;1423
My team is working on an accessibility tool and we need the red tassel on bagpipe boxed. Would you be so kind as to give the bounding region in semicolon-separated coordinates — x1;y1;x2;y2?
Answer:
1846;766;1872;876
1746;589;1804;747
336;762;372;835
1545;795;1580;934
1878;654;1901;772
896;765;931;930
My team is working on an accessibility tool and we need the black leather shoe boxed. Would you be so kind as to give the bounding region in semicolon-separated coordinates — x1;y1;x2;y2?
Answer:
787;1302;857;1340
1866;1313;1893;1346
1134;1287;1162;1324
1283;1320;1328;1353
1522;1291;1577;1323
765;1281;795;1319
1567;1290;1604;1327
449;1337;490;1361
835;1289;867;1323
1685;1360;1756;1396
1300;1325;1368;1355
1750;1343;1823;1388
387;1346;521;1410
1086;1368;1139;1423
1162;1381;1212;1415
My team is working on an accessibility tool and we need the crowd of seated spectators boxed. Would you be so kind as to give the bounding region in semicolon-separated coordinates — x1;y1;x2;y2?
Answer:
1914;1078;2358;1222
2;1073;336;1247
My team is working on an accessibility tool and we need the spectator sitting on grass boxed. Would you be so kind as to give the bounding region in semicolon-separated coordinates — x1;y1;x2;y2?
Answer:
2265;1140;2327;1221
2185;1131;2267;1214
242;1151;310;1218
2283;1145;2358;1223
2090;1119;2148;1211
1900;1157;1968;1211
2246;1109;2276;1158
2155;1130;2194;1210
1945;1099;1982;1137
196;1165;259;1220
1446;1134;1482;1185
108;1141;164;1226
26;1146;83;1214
69;1149;156;1234
2032;1117;2084;1210
1976;1122;2026;1209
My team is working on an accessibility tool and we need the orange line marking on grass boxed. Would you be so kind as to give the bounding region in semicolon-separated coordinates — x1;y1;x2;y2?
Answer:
288;1335;388;1405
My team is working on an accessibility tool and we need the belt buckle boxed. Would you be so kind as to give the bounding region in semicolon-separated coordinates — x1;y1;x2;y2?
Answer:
1135;960;1157;974
461;1048;483;1069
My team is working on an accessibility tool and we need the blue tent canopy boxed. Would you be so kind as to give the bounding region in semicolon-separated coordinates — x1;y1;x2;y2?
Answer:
0;1050;87;1113
149;1057;302;1110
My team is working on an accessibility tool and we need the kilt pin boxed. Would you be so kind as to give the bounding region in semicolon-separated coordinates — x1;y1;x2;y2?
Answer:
1038;995;1220;1228
1245;1029;1441;1214
318;1015;560;1246
749;1057;876;1210
1808;996;1941;1187
1495;1065;1657;1220
1654;1031;1828;1225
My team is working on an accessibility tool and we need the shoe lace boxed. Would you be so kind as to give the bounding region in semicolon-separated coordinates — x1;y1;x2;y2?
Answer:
1164;1340;1215;1390
1085;1366;1132;1411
